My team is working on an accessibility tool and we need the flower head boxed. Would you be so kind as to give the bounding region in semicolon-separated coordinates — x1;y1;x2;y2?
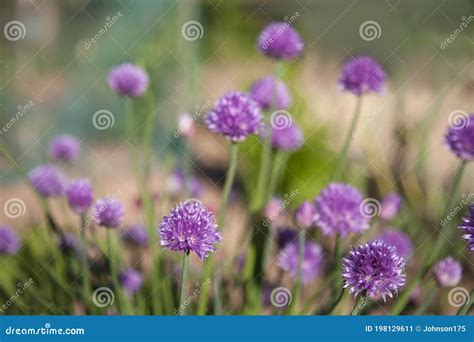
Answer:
249;76;292;110
257;22;304;60
277;241;323;283
378;229;413;258
119;268;143;295
342;240;406;300
271;122;303;151
205;91;263;142
314;183;370;237
107;63;149;97
28;164;66;197
159;200;221;260
0;225;20;255
293;201;315;229
445;113;474;160
93;197;124;228
49;135;80;162
122;223;149;247
277;227;297;249
66;179;94;215
459;204;474;252
264;197;283;221
434;256;462;287
380;193;402;221
339;56;386;96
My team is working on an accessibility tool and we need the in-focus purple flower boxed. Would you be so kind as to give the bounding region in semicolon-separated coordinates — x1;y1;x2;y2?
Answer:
459;204;474;252
66;179;94;215
277;241;323;283
271;122;303;151
257;22;304;60
445;113;474;160
119;268;143;295
380;193;402;221
93;197;124;228
277;227;297;249
159;200;221;260
249;76;292;110
205;91;263;143
342;240;406;300
28;164;66;197
49;135;80;162
122;223;149;247
0;225;20;255
294;201;315;229
314;183;370;237
378;229;413;258
339;56;386;96
434;256;462;287
107;63;149;97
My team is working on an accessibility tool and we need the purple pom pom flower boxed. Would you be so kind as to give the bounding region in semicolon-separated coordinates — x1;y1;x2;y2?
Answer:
119;268;143;295
249;76;292;110
49;135;80;162
459;204;474;252
314;183;370;237
294;201;315;229
0;225;20;255
257;22;304;60
66;179;94;215
107;63;149;97
378;229;413;258
122;223;149;247
271;122;303;151
205;91;263;143
434;257;462;287
380;193;402;221
93;197;124;228
342;240;406;300
159;200;221;260
339;56;386;96
445;113;474;160
277;241;323;283
28;164;66;197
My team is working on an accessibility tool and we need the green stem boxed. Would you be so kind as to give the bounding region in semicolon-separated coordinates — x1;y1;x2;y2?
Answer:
456;290;473;315
79;214;91;308
351;294;370;315
267;150;288;197
178;252;190;315
107;230;121;313
251;134;273;212
414;285;438;315
291;229;306;314
333;96;363;181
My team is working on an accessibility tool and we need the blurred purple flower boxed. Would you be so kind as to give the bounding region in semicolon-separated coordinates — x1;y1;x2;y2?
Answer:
277;241;323;283
249;76;292;110
28;164;66;197
66;179;94;215
0;225;20;255
342;240;406;300
459;204;474;252
293;201;315;229
49;135;80;162
119;268;143;295
378;229;413;258
257;22;304;60
93;197;124;228
264;197;283;221
167;167;203;198
59;233;80;257
339;56;386;96
122;223;149;247
277;227;297;249
107;63;149;97
271;122;303;151
445;113;474;160
434;256;462;287
379;193;402;221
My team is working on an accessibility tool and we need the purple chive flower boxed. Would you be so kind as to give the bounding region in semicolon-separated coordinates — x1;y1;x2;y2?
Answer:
294;201;315;229
93;197;124;228
205;91;263;143
380;193;402;221
122;223;149;247
107;63;149;97
119;268;143;295
277;227;298;249
314;183;370;237
445;113;474;160
257;22;304;60
28;164;66;197
434;257;462;287
339;56;386;96
0;225;20;255
342;240;406;300
66;179;94;215
159;200;221;260
264;197;284;221
249;76;292;110
49;135;80;162
277;241;323;283
271;122;303;151
459;205;474;252
378;229;413;259
59;233;81;257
